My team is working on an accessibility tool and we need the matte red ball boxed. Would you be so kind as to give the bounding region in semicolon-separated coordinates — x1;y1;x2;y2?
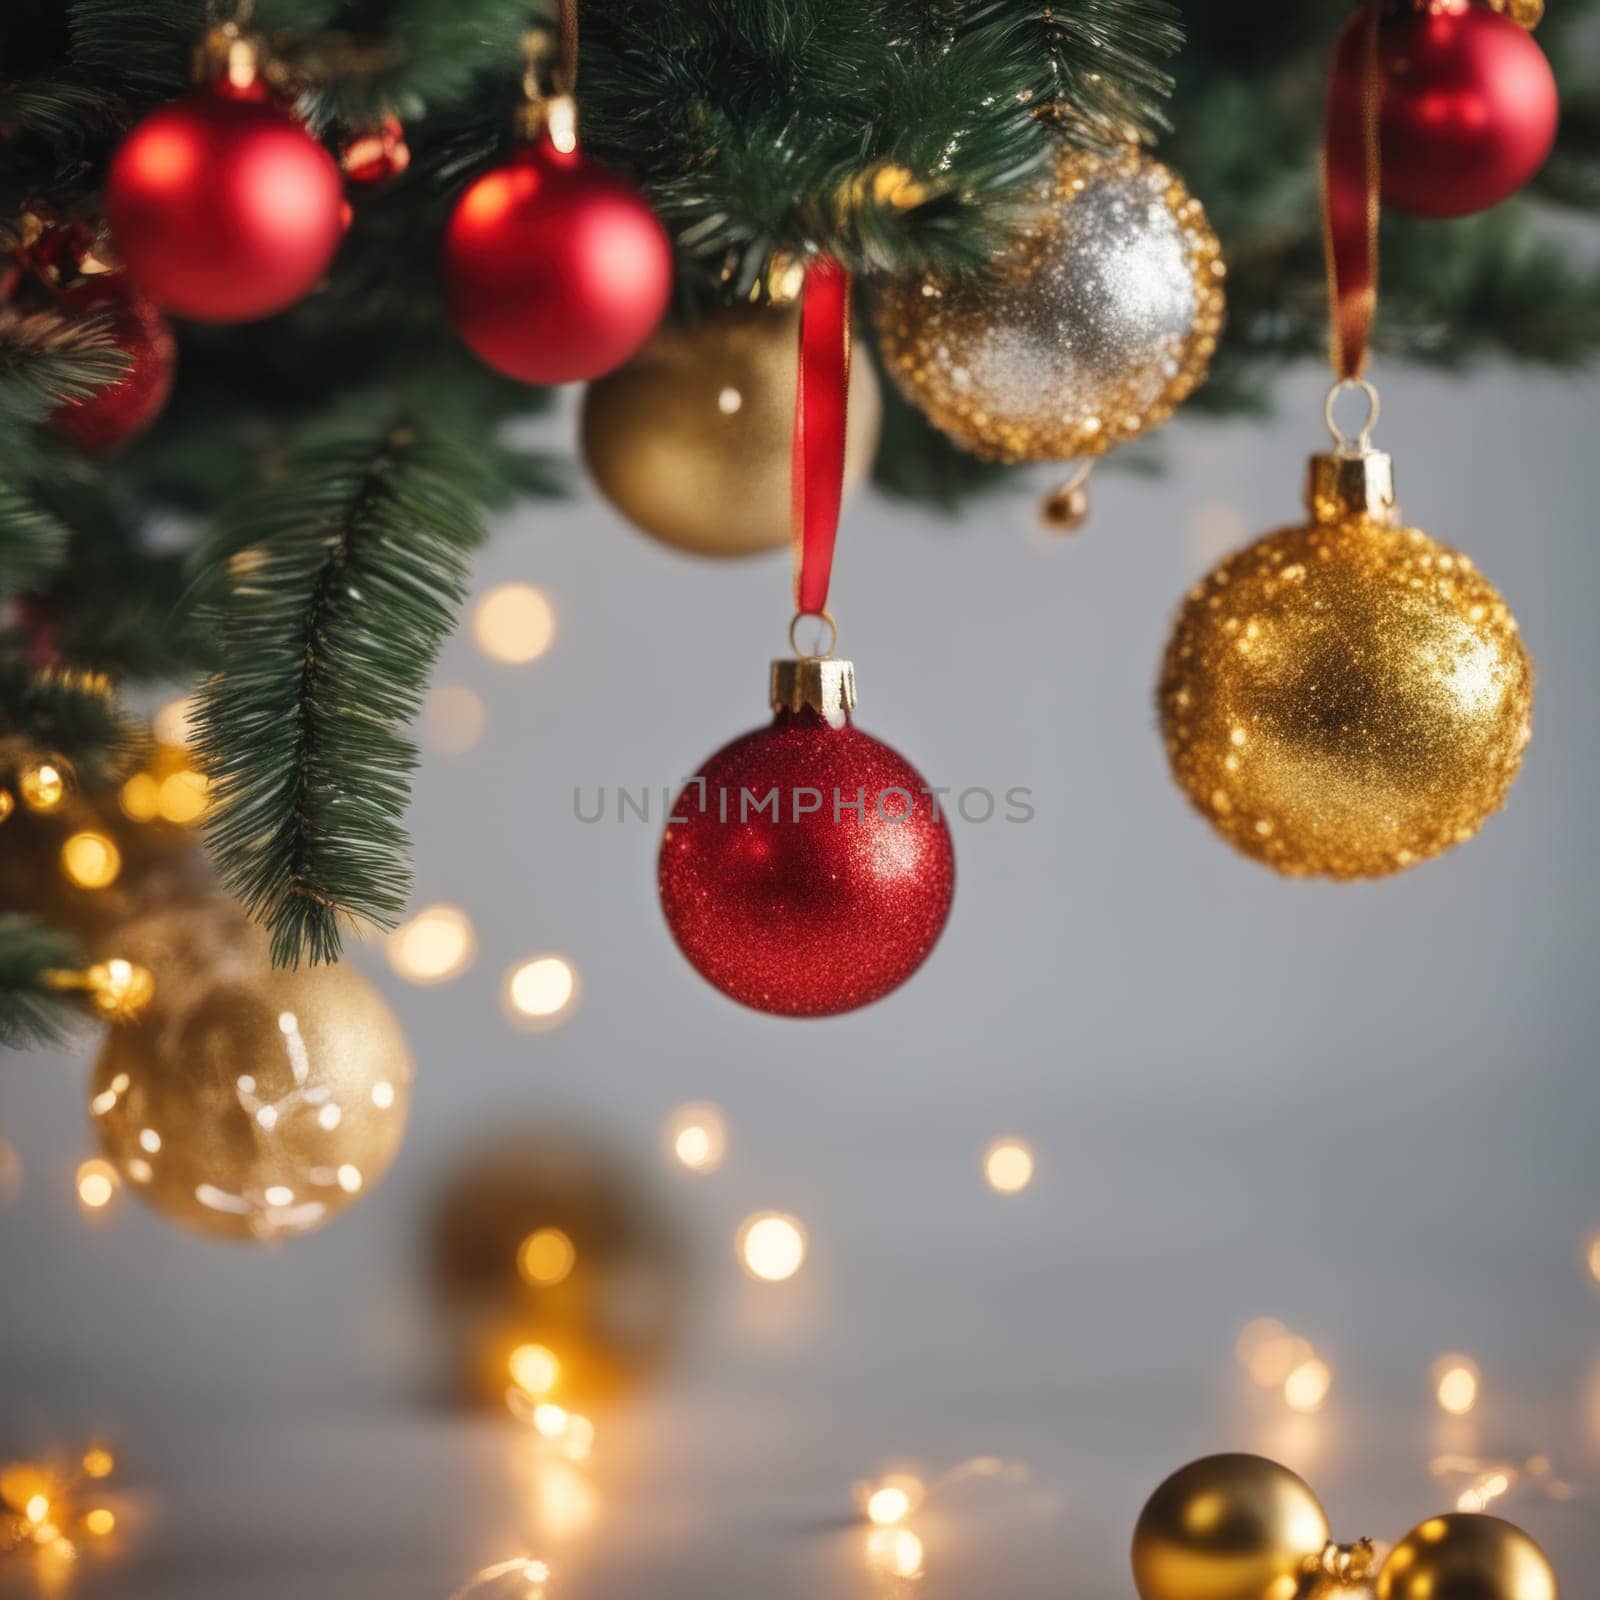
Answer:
49;276;176;453
442;136;673;385
1360;0;1559;218
659;709;956;1018
105;93;345;322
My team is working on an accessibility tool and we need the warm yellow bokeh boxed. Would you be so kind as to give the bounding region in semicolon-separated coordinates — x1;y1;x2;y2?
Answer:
473;583;555;664
738;1212;807;1282
60;831;122;889
387;904;476;984
983;1137;1035;1194
518;1227;577;1288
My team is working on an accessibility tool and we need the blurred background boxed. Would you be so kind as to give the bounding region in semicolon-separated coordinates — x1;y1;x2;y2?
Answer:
2;355;1599;1598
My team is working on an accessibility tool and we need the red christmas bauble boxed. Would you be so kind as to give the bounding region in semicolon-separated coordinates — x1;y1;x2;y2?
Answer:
442;135;673;385
1358;0;1559;218
105;93;345;322
49;275;176;453
659;707;955;1017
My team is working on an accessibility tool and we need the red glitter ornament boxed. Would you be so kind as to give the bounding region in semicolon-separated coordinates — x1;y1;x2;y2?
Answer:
441;133;672;385
1346;0;1559;219
49;275;176;453
105;92;345;322
659;662;955;1018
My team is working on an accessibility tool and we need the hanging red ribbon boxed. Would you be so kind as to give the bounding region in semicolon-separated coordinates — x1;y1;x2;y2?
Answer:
1323;2;1383;379
791;256;852;621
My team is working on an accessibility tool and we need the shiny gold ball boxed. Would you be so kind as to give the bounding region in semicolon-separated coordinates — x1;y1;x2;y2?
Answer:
1376;1515;1557;1600
1131;1453;1330;1600
581;305;882;557
1158;506;1533;878
428;1130;688;1409
90;901;413;1243
872;144;1224;463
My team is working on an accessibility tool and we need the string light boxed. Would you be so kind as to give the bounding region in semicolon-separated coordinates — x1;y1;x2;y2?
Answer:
118;771;159;821
75;1158;119;1212
862;1475;925;1526
664;1102;727;1174
506;956;578;1023
83;1509;115;1537
60;830;121;889
982;1137;1034;1194
518;1227;577;1287
473;583;555;664
737;1212;807;1282
1284;1357;1333;1414
387;904;476;984
1433;1355;1481;1416
16;757;69;812
155;767;208;823
421;685;487;756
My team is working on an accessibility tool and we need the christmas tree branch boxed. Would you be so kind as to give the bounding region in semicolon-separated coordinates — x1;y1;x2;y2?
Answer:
189;398;530;966
0;308;128;428
0;655;141;783
0;913;86;1048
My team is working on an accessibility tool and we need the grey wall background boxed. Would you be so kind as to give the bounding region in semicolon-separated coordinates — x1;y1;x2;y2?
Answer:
2;361;1598;1598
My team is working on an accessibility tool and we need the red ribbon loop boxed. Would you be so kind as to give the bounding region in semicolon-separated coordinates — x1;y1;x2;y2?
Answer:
1324;2;1382;380
792;257;851;621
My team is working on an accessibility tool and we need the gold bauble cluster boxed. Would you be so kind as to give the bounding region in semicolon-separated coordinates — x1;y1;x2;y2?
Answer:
1159;451;1533;878
872;143;1224;463
581;304;882;557
1132;1455;1559;1600
90;900;413;1243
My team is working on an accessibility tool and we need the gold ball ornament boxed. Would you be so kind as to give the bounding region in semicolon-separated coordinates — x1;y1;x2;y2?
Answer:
428;1130;689;1409
1377;1515;1557;1600
580;304;882;557
1131;1453;1331;1600
1158;448;1533;878
89;901;413;1243
872;144;1224;463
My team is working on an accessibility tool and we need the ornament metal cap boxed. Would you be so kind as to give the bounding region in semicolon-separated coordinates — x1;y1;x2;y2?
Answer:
1307;448;1398;525
770;658;857;725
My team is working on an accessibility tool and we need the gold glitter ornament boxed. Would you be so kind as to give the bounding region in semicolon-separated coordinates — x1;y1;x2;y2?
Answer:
89;899;413;1243
581;304;882;557
1158;419;1533;879
1131;1452;1331;1600
871;144;1224;464
1376;1514;1557;1600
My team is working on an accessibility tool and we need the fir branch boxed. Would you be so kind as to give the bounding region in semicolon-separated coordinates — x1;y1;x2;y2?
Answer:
0;913;84;1049
0;654;141;782
0;308;128;429
190;401;504;966
0;479;73;594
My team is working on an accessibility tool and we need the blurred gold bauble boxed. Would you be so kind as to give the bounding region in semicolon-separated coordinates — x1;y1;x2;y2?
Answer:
1158;450;1533;878
429;1130;688;1409
1376;1515;1557;1600
580;304;882;557
1131;1453;1331;1600
872;144;1224;463
90;900;413;1243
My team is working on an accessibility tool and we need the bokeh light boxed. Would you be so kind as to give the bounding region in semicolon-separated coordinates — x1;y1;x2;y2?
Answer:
509;1342;562;1398
1433;1355;1481;1416
738;1212;807;1282
1284;1357;1333;1414
1237;1318;1316;1389
1587;1233;1600;1285
75;1159;119;1212
60;830;122;889
473;583;555;664
665;1102;728;1174
152;695;197;748
518;1227;577;1287
506;956;578;1023
84;1508;115;1537
0;1136;20;1210
156;767;208;823
18;758;68;811
82;1448;114;1480
983;1137;1034;1194
387;904;476;984
866;1526;925;1580
421;684;487;756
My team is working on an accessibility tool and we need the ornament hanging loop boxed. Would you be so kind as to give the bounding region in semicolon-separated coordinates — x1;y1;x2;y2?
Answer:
1323;375;1381;455
788;609;838;662
517;7;579;150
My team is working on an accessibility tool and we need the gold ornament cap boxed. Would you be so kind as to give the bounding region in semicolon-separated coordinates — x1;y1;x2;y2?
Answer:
1307;449;1398;526
770;658;857;724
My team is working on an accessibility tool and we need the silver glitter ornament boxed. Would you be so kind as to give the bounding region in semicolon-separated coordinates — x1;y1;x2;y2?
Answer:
871;145;1225;463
